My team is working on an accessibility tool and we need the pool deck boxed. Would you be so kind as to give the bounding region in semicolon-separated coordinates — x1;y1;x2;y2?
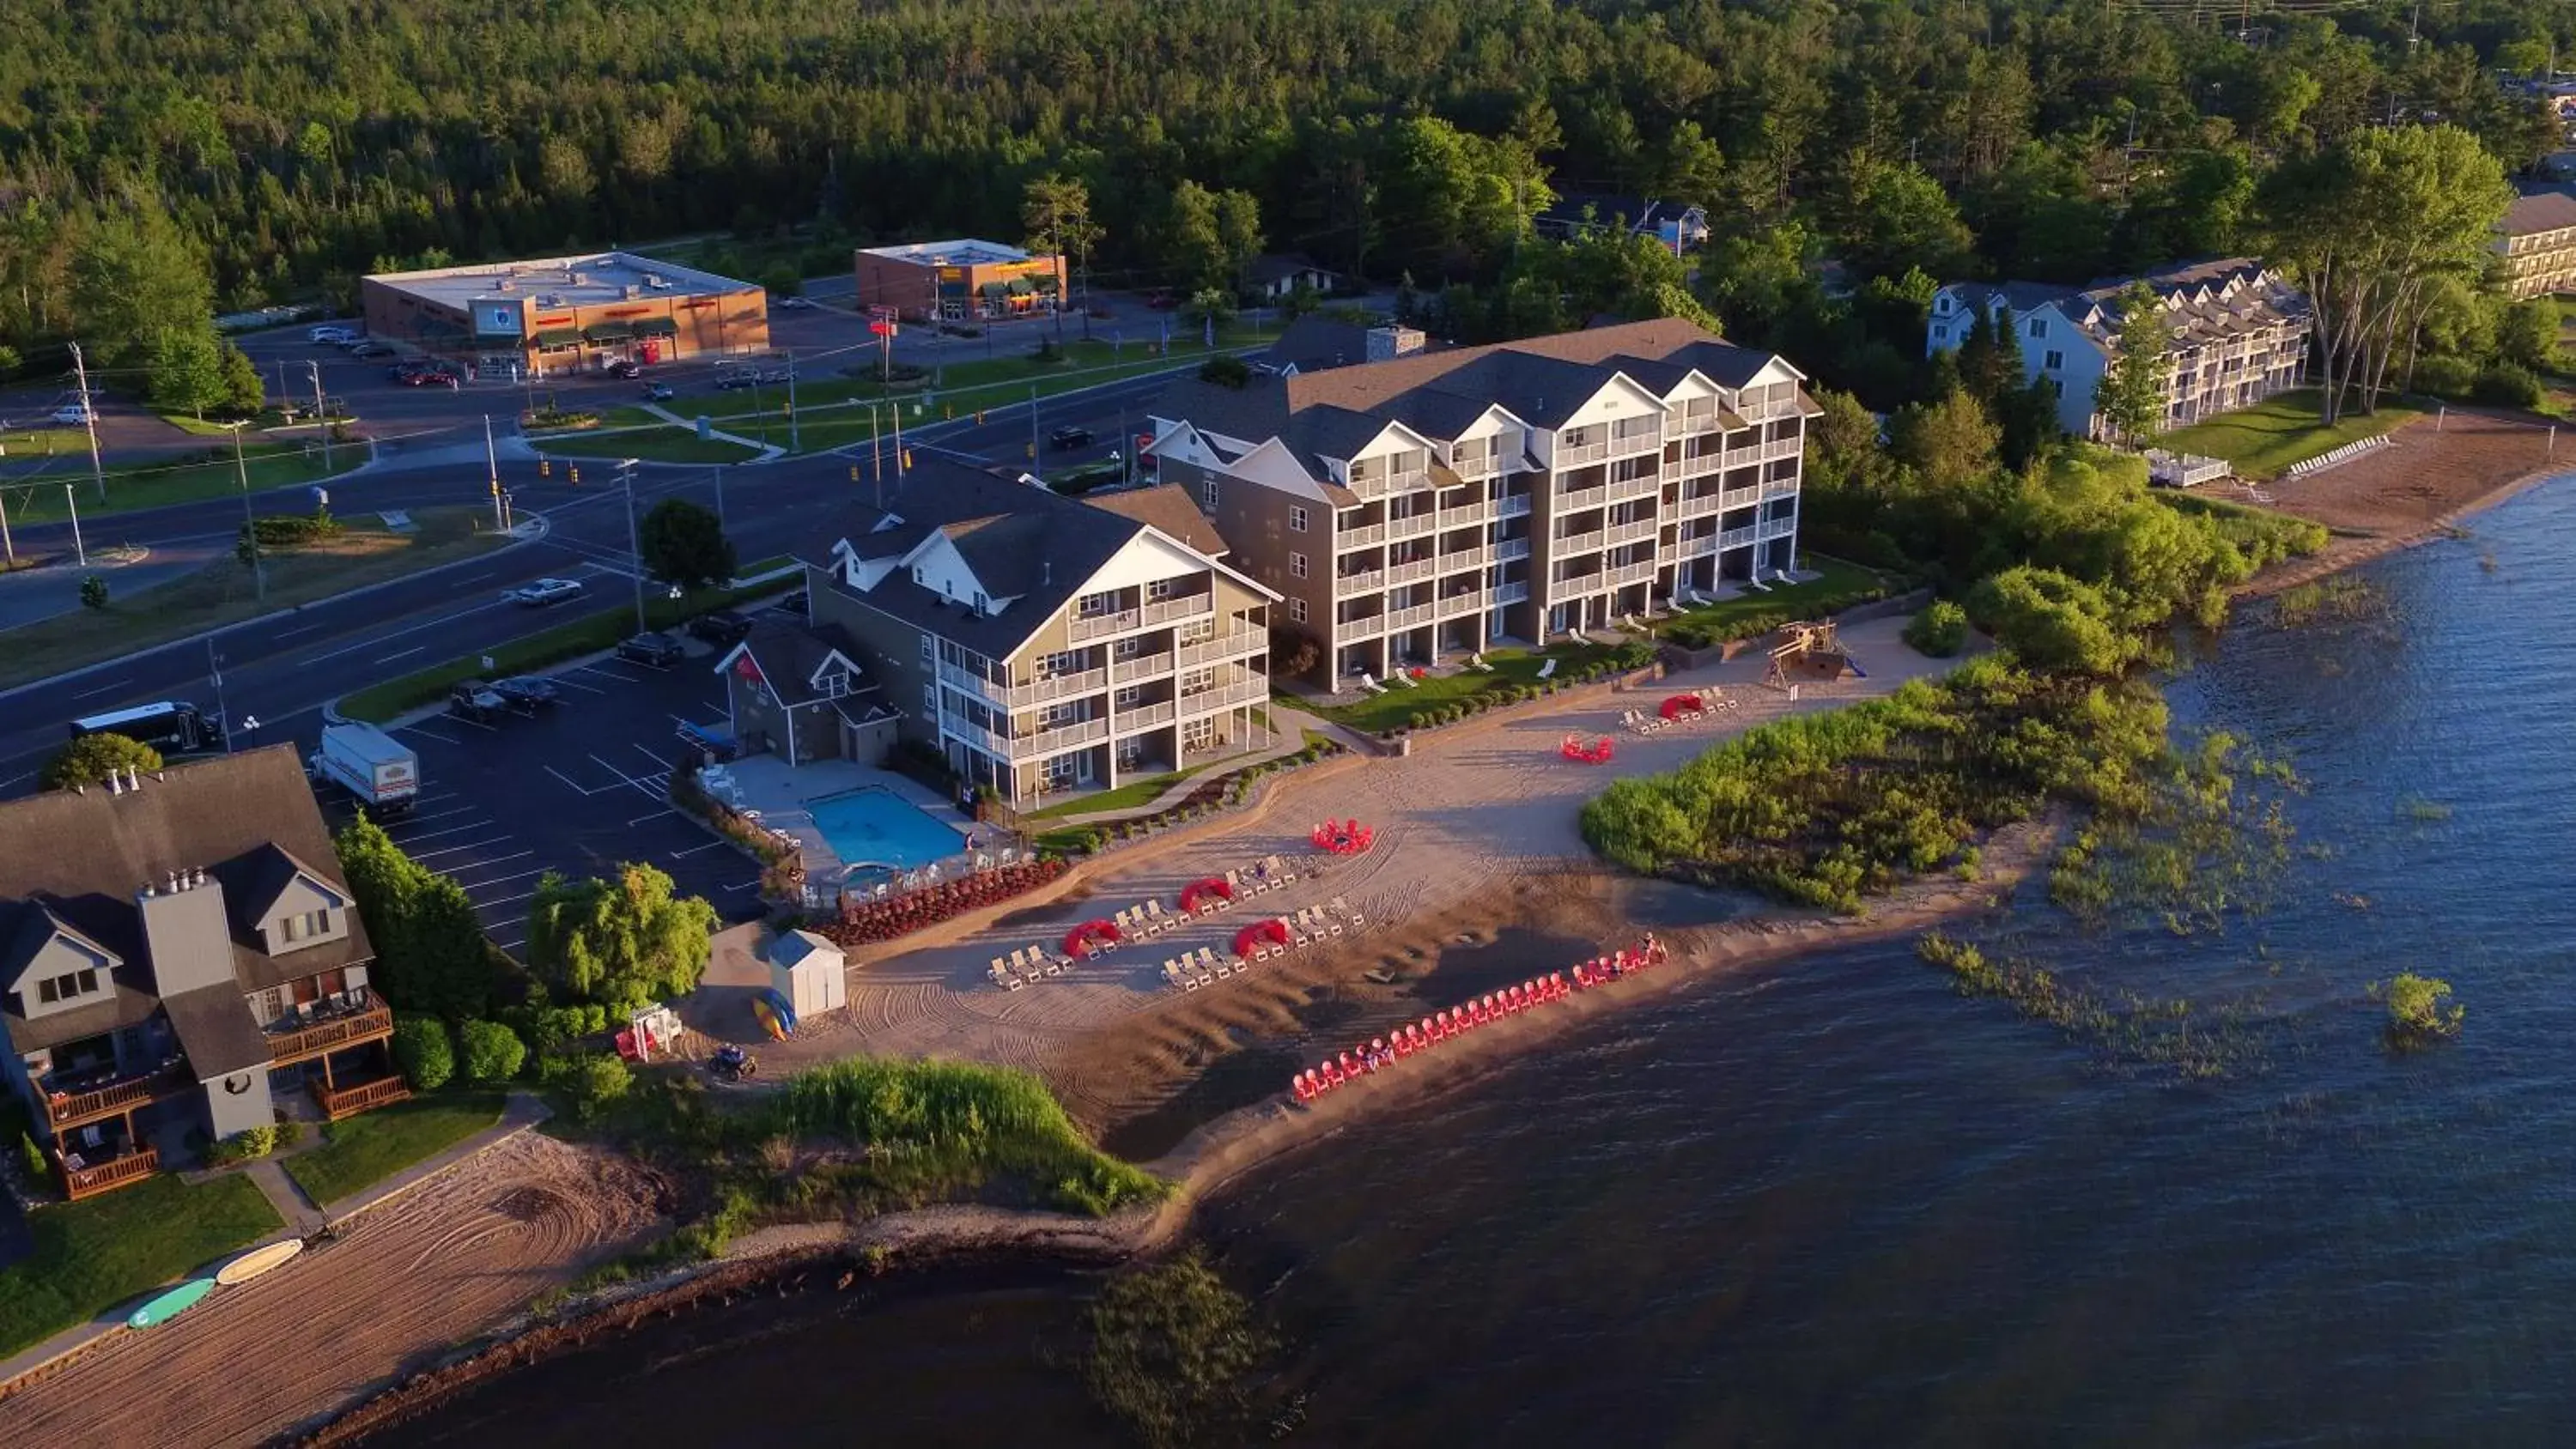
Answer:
720;756;969;882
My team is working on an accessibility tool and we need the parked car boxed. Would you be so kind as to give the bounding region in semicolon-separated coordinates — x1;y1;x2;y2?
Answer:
776;296;813;310
309;324;355;344
686;609;754;646
49;403;94;426
492;675;562;711
504;577;586;607
756;367;793;384
1048;425;1096;450
641;383;677;402
447;679;507;723
714;373;757;391
606;359;641;379
420;370;459;390
617;631;685;668
386;362;421;381
781;589;810;616
350;342;395;359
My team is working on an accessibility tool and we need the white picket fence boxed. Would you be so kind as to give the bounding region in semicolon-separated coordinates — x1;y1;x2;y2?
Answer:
2283;433;2392;480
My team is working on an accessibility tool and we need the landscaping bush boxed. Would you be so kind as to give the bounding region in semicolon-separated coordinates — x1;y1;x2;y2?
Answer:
2470;363;2543;409
391;1016;455;1092
19;1132;45;1182
459;1018;528;1084
824;857;1072;943
78;575;108;610
44;732;163;790
1904;599;1969;657
240;510;343;555
543;1052;634;1121
204;1123;283;1166
2409;355;2476;399
1966;566;2137;676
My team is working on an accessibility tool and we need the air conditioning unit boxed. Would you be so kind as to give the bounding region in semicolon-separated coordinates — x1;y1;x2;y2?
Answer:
623;284;642;300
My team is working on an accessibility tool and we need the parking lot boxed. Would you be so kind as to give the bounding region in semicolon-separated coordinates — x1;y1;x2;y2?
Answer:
341;629;769;955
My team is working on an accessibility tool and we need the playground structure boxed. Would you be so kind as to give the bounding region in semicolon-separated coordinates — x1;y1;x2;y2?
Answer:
1763;620;1865;691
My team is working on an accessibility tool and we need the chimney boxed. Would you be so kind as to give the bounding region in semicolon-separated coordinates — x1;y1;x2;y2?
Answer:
167;870;180;894
107;771;124;797
136;870;234;994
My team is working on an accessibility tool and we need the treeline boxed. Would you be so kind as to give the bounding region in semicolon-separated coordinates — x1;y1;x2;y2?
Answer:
0;0;2564;369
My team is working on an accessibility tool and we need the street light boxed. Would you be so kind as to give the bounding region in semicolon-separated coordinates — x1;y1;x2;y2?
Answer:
229;421;266;603
618;458;648;634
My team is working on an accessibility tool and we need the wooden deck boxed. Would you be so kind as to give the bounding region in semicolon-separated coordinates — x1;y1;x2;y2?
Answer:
268;1003;395;1067
313;1074;412;1120
58;1145;159;1201
41;1070;185;1131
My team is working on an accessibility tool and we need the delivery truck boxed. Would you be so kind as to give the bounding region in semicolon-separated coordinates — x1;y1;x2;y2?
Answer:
308;723;420;815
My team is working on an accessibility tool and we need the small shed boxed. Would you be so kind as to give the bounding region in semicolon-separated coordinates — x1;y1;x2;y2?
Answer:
767;929;848;1020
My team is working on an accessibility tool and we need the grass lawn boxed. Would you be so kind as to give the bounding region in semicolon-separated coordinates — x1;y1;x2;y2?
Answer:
1023;763;1211;820
0;506;513;691
2;440;344;524
1300;640;1634;735
1655;557;1891;644
0;1173;279;1358
2160;390;2425;481
284;1092;507;1207
339;565;798;721
532;427;763;464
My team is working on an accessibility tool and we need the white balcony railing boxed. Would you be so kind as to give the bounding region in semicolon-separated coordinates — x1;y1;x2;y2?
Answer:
1442;498;1497;527
1721;485;1761;511
1761;478;1801;500
1113;699;1177;733
1759;516;1799;541
1607;472;1661;502
1387;557;1437;585
1388;510;1439;540
1557;482;1609;513
1437;590;1485;618
1556;528;1606;556
1178;675;1269;715
1493;579;1531;604
1554;439;1609;467
1382;603;1437;632
1761;437;1802;462
1109;649;1175;682
1340;522;1388;549
1722;445;1761;470
1677;491;1724;518
1720;524;1759;550
1176;630;1262;668
1606;518;1657;546
944;717;1005;755
1497;537;1532;562
1610;423;1663;456
1450;450;1499;481
1013;717;1110;758
1607;561;1658;587
1440;544;1492;572
1334;567;1384;597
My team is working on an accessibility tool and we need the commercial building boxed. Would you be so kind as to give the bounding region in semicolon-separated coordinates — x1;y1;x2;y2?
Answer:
746;458;1275;806
854;240;1067;323
1;748;406;1201
2495;191;2576;300
360;252;769;376
1925;258;2312;437
1146;318;1816;688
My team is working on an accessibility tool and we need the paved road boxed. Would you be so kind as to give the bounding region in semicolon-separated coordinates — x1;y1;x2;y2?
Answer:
0;365;1198;797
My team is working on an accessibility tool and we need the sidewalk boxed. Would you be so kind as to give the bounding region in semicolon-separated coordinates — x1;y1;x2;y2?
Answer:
638;403;782;459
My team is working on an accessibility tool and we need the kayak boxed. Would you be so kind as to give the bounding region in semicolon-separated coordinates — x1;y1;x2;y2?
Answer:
129;1277;216;1329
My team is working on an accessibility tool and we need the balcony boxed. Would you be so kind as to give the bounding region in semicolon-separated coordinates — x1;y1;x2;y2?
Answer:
1554;439;1608;467
1607;560;1658;588
41;1069;186;1131
1720;524;1759;550
1736;393;1794;422
58;1145;158;1202
1439;544;1492;572
1606;471;1661;503
1178;675;1270;714
1556;528;1606;556
1450;450;1499;481
1610;424;1662;457
1067;592;1213;642
1109;649;1175;682
941;660;1106;709
1437;590;1485;618
1493;579;1532;604
1387;510;1438;541
1334;567;1385;597
1676;490;1724;518
1497;537;1532;562
314;1074;413;1121
1558;482;1609;512
1176;630;1261;667
1496;494;1533;518
269;1001;395;1067
1066;607;1138;642
1386;464;1431;492
1722;445;1761;470
1721;484;1761;511
1382;603;1437;632
1339;521;1388;548
1663;407;1722;438
945;717;1005;755
1761;437;1802;462
1606;518;1657;547
1759;516;1799;541
1014;717;1111;758
1113;699;1177;732
1387;557;1437;585
1674;530;1722;559
1441;497;1497;527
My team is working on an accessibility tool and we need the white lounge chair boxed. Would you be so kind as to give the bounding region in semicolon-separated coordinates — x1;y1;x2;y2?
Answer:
1536;658;1557;681
1356;671;1387;694
1331;894;1368;931
1042;948;1067;977
1569;627;1592;646
1467;652;1494;672
1390;669;1417;688
1265;853;1295;884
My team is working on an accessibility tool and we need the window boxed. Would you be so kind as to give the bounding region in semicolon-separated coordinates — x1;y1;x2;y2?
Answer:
1203;479;1220;508
923;683;939;712
2044;350;2064;371
2028;318;2048;338
36;968;97;1004
819;670;849;698
1115;685;1143;708
1039;650;1081;678
1289;506;1309;533
280;908;331;943
1182;717;1218;752
1929;325;1948;344
1935;294;1953;314
1289;597;1309;624
1181;667;1215;695
1177;616;1214;645
1290;552;1309;579
1145;578;1175;603
1113;636;1143;658
971;590;989;614
919;633;934;664
1076;591;1114;618
1042;702;1083;728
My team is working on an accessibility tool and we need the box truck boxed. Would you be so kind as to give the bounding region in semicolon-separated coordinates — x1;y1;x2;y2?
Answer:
308;723;420;815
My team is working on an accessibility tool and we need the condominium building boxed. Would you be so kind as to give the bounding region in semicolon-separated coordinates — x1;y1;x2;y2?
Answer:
1927;258;2312;437
1146;318;1815;687
758;459;1276;805
2496;191;2576;300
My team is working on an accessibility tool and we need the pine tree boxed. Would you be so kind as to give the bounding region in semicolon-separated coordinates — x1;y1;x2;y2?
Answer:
2093;282;2173;446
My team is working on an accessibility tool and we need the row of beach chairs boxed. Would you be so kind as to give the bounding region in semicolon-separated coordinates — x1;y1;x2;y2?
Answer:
1163;897;1369;991
987;943;1074;990
1623;687;1741;736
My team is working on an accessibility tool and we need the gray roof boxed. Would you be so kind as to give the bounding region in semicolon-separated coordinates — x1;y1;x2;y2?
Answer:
2502;189;2576;238
161;983;274;1077
1151;375;1293;446
1083;484;1230;557
1267;316;1376;373
1248;252;1336;285
1941;280;2078;318
730;620;874;707
2;972;160;1054
0;747;373;1046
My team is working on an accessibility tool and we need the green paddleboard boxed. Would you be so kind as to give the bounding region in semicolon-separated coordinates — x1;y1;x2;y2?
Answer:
128;1277;216;1329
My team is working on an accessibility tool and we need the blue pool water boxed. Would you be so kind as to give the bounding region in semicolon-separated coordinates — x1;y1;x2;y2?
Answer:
805;787;963;870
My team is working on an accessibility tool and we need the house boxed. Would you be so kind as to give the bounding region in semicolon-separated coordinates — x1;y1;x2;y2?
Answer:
1925;259;2312;437
2495;191;2576;300
713;621;896;770
1243;253;1345;302
1536;194;1711;254
1264;315;1430;376
0;748;407;1202
744;459;1279;806
1146;318;1817;687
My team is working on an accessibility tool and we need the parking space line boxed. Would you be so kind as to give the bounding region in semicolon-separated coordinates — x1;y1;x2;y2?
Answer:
387;821;498;844
552;677;609;694
544;765;603;795
631;742;673;770
396;724;464;745
452;865;551;891
475;887;544;910
627;808;677;826
411;841;527;864
385;805;476;828
725;878;762;892
443;713;502;733
670;840;731;858
587;753;665;802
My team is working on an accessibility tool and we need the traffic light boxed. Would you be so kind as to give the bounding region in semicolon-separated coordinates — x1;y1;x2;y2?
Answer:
902;449;914;469
1026;442;1036;458
849;464;860;482
975;410;986;425
568;465;580;486
539;459;551;478
944;405;953;420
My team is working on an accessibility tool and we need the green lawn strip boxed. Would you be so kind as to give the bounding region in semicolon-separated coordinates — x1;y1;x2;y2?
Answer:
0;1173;280;1359
283;1092;507;1207
0;508;513;691
1023;764;1207;820
1652;557;1892;645
533;428;762;464
4;442;343;524
2160;390;2424;482
338;567;799;722
1297;641;1632;734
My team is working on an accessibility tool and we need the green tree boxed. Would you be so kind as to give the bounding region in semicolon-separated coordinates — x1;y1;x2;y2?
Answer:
1827;154;1974;283
638;497;736;591
1024;173;1104;342
78;575;109;611
335;817;500;1021
458;1019;529;1083
2093;282;2173;446
1212;189;1263;294
2495;299;2560;374
71;206;214;367
525;864;718;1015
1967;565;2137;676
391;1016;456;1091
44;733;162;790
1891;390;2001;490
147;324;228;419
216;341;265;415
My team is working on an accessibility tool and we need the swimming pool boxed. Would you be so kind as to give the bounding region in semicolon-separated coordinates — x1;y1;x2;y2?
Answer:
805;787;966;870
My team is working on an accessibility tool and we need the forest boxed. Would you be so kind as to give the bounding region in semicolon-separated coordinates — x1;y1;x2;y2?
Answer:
0;0;2566;382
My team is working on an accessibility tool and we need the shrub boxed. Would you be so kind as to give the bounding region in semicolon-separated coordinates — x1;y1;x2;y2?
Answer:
391;1016;455;1092
78;574;108;610
1966;567;2136;676
459;1018;529;1083
1904;599;1969;657
44;732;163;790
547;1052;634;1120
2376;973;2464;1046
2409;355;2477;400
1198;355;1250;387
2470;364;2543;409
205;1124;283;1166
21;1132;49;1181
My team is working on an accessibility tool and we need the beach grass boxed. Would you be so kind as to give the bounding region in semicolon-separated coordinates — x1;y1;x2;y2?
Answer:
283;1092;507;1208
0;1173;280;1359
1652;557;1892;646
2160;390;2423;482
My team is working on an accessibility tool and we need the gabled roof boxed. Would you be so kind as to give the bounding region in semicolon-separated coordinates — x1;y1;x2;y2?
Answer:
1267;315;1377;373
1938;280;2078;318
1084;484;1229;557
719;620;877;707
1247;252;1338;285
2501;189;2576;238
769;928;841;970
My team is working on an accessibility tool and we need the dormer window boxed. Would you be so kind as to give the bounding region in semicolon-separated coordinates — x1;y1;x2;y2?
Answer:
35;968;100;1004
280;907;332;943
973;590;990;614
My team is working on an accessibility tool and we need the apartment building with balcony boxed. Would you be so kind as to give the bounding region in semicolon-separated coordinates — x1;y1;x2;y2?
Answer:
777;458;1278;807
1;748;406;1201
1927;258;2312;438
1145;318;1815;687
2496;190;2576;300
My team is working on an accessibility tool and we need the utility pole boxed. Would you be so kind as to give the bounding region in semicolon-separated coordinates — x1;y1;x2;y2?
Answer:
892;397;907;478
307;361;334;472
870;402;884;499
232;423;265;603
70;342;106;502
63;482;85;567
208;641;229;754
620;458;648;634
483;415;506;531
712;464;728;530
0;487;14;569
785;349;799;452
1028;383;1041;463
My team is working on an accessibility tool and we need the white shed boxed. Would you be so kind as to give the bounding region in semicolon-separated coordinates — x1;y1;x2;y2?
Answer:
767;929;848;1020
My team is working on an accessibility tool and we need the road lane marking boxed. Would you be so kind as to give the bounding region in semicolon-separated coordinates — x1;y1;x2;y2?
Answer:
70;677;136;700
374;646;426;664
274;623;328;640
669;840;730;858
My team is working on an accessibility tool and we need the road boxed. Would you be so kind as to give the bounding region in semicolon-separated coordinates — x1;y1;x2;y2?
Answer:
0;365;1197;797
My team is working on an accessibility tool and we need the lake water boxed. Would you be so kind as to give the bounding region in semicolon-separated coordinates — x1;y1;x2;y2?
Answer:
371;478;2576;1446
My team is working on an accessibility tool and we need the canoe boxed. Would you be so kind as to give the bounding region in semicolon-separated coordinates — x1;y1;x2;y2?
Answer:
751;997;787;1042
128;1277;216;1330
759;986;799;1034
216;1239;303;1288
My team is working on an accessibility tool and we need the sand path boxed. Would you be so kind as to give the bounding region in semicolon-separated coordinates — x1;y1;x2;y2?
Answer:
0;1134;663;1448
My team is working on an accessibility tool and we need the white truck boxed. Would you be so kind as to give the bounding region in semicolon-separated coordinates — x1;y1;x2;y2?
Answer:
309;723;420;815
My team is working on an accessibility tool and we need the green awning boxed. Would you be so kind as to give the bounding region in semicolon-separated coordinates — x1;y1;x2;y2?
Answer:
981;282;1010;299
583;320;634;342
1005;277;1034;295
634;317;678;337
531;328;581;349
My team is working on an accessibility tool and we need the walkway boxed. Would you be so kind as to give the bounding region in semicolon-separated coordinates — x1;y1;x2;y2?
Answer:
244;1161;322;1236
1037;704;1355;828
